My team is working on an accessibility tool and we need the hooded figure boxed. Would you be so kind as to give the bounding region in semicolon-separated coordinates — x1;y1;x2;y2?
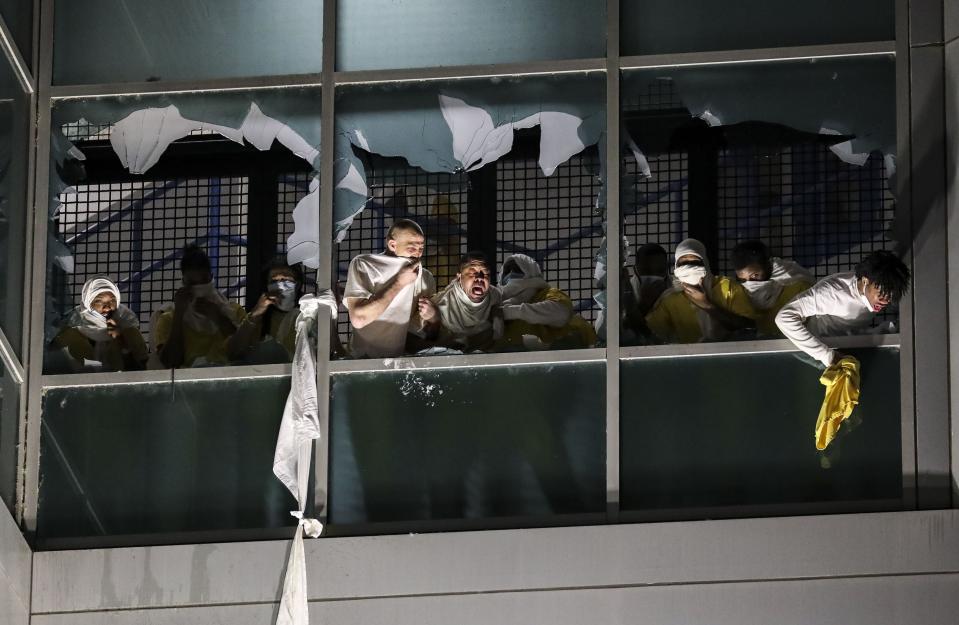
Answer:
53;276;148;371
434;252;503;352
644;239;757;344
497;254;596;350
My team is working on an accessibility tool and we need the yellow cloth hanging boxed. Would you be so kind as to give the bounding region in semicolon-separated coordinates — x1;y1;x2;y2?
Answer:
815;356;861;450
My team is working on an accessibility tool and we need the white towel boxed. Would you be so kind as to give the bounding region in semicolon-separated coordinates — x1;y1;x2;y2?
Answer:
273;292;336;625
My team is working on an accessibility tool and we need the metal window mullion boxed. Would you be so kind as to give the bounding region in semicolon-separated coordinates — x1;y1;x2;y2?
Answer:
894;0;917;510
605;0;621;522
20;0;54;531
313;0;336;525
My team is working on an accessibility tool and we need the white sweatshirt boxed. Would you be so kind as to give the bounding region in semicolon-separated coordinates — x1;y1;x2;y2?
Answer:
775;272;874;366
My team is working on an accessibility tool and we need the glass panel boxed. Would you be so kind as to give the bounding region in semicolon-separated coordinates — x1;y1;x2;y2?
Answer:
53;0;322;85
620;347;902;512
0;53;29;359
334;74;605;358
617;57;898;347
621;0;894;56
337;0;605;71
329;362;605;525
0;0;32;69
0;358;19;513
44;89;321;374
37;376;295;543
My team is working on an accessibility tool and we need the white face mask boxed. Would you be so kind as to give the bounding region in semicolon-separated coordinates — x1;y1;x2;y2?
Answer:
500;271;524;286
742;279;784;310
273;280;297;312
674;264;707;286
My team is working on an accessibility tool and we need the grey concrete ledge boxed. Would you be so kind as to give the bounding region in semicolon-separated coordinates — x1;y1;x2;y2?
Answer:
31;509;959;614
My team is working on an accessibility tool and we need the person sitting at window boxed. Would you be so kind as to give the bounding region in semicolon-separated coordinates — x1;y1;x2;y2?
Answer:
776;250;910;368
433;251;502;352
497;253;596;350
344;219;439;358
731;240;814;338
51;276;148;372
623;243;670;341
152;244;247;368
645;238;757;343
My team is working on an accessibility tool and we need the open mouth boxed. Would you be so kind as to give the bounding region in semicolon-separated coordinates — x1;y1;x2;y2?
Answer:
873;303;886;312
470;285;486;297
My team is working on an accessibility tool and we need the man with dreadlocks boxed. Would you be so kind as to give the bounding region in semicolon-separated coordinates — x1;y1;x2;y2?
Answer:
776;251;910;368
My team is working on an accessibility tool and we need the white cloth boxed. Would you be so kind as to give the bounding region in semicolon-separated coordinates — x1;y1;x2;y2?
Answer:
273;293;330;625
67;304;139;343
81;277;121;311
742;258;814;310
343;253;436;358
775;272;874;366
499;253;570;327
151;282;240;339
669;239;726;339
435;280;503;342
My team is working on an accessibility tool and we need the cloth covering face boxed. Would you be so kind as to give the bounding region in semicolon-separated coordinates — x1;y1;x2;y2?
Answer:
498;253;550;305
343;253;436;358
435;279;503;341
775;272;875;366
73;277;139;342
815;356;861;450
151;290;247;368
742;258;815;310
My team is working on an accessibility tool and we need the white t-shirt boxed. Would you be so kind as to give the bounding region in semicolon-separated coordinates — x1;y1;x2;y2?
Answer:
343;253;436;358
775;272;874;366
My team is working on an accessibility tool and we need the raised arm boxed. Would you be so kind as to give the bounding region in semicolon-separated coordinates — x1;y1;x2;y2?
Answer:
346;260;419;329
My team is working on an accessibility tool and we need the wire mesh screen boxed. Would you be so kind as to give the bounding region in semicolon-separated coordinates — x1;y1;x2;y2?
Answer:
277;171;317;290
334;154;469;343
496;150;603;320
623;151;689;264
54;178;249;341
715;145;896;279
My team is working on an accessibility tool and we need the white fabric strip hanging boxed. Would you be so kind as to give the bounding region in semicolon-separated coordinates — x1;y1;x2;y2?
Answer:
273;291;337;625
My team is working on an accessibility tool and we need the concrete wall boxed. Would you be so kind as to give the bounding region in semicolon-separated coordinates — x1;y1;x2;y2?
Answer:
28;510;959;625
0;507;31;625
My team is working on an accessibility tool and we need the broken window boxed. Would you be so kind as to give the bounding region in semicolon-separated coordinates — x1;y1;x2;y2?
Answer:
333;73;607;353
336;0;605;71
617;55;898;346
0;53;29;358
53;0;323;84
45;88;322;374
621;0;894;56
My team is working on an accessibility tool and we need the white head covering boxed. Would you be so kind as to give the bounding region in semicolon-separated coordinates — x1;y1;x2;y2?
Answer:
499;254;549;304
82;277;121;311
672;238;710;286
69;277;139;342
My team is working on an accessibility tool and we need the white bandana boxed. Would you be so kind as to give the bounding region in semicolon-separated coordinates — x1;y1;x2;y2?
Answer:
70;277;139;342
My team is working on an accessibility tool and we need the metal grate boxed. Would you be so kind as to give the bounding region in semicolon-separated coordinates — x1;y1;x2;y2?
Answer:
715;144;896;279
623;151;689;265
334;155;469;344
496;150;603;321
277;171;318;290
54;178;249;341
